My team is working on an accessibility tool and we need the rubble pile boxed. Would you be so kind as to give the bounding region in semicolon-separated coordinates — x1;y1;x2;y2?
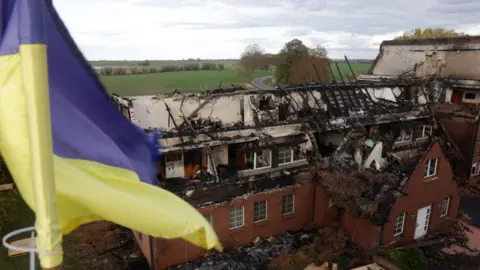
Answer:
171;230;316;270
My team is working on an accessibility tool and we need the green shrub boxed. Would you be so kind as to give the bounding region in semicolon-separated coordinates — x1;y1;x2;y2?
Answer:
387;248;427;270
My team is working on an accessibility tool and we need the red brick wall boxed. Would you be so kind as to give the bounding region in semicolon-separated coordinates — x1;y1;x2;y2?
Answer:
382;142;460;245
150;183;315;269
341;211;381;250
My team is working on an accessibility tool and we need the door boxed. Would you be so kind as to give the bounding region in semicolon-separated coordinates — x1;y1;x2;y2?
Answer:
414;205;431;239
451;90;463;104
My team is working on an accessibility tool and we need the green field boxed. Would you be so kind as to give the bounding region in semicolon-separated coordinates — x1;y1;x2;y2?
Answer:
101;69;272;96
91;59;239;69
329;62;371;79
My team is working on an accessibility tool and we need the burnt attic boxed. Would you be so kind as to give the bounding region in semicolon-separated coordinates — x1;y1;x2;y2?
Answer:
111;81;432;142
314;120;463;225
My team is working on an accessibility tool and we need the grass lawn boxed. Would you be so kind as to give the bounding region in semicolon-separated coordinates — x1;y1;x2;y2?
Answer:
101;69;272;96
329;62;371;80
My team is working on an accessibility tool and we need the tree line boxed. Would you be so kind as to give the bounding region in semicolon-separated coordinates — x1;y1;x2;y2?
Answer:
97;62;225;76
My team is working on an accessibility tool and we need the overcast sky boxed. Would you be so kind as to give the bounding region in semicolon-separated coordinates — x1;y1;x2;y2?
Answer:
55;0;480;60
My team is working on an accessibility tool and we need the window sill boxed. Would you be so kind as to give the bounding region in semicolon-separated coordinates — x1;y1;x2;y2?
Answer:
229;226;246;234
281;213;296;220
254;219;268;227
423;176;438;183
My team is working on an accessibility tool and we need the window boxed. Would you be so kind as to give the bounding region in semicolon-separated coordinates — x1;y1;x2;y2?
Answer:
465;93;476;100
255;149;271;169
394;213;406;236
229;206;244;229
472;163;480;176
244;149;272;170
282;194;294;215
203;213;213;224
253;201;267;222
424;158;438;178
278;145;307;164
395;129;413;143
278;146;293;164
441;197;450;217
418;125;432;139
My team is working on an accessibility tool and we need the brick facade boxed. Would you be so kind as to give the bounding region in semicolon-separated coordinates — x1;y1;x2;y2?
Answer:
136;142;460;269
139;182;317;269
340;143;460;249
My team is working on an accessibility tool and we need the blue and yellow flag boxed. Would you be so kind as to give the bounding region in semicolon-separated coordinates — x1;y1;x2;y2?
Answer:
0;0;220;266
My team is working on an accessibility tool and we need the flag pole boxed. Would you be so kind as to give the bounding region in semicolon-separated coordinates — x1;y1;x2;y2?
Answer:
21;0;63;268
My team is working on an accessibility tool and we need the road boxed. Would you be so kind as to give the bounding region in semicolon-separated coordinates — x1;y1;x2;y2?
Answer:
251;75;273;90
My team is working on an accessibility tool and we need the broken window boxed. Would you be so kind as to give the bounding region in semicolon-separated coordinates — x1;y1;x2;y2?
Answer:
229;206;244;229
471;163;480;176
203;213;213;225
424;158;438;178
441;197;450;217
465;93;476;100
417;125;432;139
282;194;294;215
394;213;405;236
395;129;413;143
278;146;293;164
254;149;271;169
253;201;267;222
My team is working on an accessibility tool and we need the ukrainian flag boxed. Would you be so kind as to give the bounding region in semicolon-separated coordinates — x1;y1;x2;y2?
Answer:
0;0;220;267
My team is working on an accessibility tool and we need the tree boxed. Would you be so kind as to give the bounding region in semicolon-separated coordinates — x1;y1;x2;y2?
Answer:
241;43;265;58
394;28;468;40
274;39;310;84
240;43;266;72
309;45;328;59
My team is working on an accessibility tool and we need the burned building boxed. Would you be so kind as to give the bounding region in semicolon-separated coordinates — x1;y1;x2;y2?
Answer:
358;36;480;187
110;77;463;269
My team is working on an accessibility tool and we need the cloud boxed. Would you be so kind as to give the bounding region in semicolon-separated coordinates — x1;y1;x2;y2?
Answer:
53;0;480;60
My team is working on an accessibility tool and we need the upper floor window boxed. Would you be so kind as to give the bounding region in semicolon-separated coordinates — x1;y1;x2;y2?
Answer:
244;149;271;170
394;213;406;236
417;125;432;139
441;197;450;217
395;129;413;143
424;158;438;178
229;206;244;229
282;194;294;215
465;93;476;100
278;145;307;164
472;163;480;176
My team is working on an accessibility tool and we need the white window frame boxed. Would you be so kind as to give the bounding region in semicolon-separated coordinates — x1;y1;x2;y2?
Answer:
441;197;450;217
464;92;476;100
281;194;295;215
395;129;413;143
245;150;272;170
203;213;213;225
472;163;480;176
253;200;268;222
424;158;438;178
229;206;244;229
394;213;406;236
278;146;294;164
419;125;432;139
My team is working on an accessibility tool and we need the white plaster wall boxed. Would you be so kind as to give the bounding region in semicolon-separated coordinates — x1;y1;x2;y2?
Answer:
129;95;243;130
367;87;400;102
211;144;228;165
373;43;480;79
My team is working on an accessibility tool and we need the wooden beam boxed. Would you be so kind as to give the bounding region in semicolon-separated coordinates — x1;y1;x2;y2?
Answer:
0;183;13;191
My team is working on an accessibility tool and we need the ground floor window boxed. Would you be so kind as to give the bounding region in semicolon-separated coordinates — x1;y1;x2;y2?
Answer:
229;206;244;229
441;197;450;217
282;194;294;215
253;201;267;222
